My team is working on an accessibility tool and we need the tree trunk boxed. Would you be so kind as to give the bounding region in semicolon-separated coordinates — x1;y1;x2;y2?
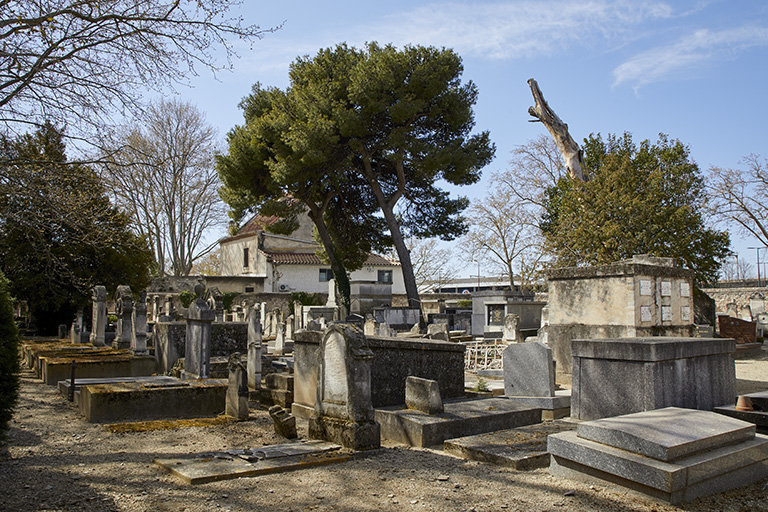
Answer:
307;207;351;317
527;78;586;182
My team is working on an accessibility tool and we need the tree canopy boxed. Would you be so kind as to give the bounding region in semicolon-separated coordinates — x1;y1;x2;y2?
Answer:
541;132;730;286
218;43;494;312
0;124;153;333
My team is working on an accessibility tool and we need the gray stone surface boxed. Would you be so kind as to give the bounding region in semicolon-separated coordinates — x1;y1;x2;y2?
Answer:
427;323;449;341
549;429;768;504
571;337;736;420
376;397;541;448
501;313;520;343
405;376;443;414
269;405;298;439
577;407;755;462
503;341;555;397
130;296;149;356
113;285;133;350
247;309;262;391
183;285;216;379
443;419;577;470
90;285;107;347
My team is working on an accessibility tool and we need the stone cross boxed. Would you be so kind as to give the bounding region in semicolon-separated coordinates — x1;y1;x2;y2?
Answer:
130;292;149;355
225;352;249;420
308;324;380;450
113;285;133;349
247;307;262;391
90;286;107;347
183;283;215;379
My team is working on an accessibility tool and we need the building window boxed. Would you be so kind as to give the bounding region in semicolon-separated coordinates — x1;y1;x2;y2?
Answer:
245;286;254;293
378;269;393;284
319;268;334;282
243;247;249;268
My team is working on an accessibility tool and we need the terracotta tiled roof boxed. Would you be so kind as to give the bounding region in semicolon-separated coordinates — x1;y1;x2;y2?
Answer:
265;252;400;266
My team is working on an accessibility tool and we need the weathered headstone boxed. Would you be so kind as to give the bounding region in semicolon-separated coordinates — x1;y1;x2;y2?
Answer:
345;313;364;331
151;295;160;323
725;301;739;318
293;301;303;330
162;295;174;322
503;341;555;397
272;322;286;355
409;323;421;336
69;322;80;344
183;283;215;379
260;302;267;328
285;315;294;340
130;292;149;355
269;405;298;439
326;278;337;308
376;322;393;337
90;285;107;347
308;324;380;450
58;324;68;340
427;323;449;341
113;285;133;349
405;376;444;414
364;314;377;336
306;319;322;331
247;308;262;391
502;313;521;343
226;353;249;420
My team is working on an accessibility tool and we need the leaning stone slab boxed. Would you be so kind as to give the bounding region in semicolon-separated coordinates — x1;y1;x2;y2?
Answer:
405;376;443;414
503;341;555;397
154;440;345;485
577;407;755;462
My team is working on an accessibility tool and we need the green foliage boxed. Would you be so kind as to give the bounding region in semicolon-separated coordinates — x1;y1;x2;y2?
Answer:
541;133;730;286
0;271;19;439
0;124;153;333
178;290;196;309
222;292;240;311
456;299;472;308
291;291;323;306
475;377;490;393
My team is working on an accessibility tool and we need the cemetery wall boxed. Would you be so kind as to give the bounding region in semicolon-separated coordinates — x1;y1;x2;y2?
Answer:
154;322;248;374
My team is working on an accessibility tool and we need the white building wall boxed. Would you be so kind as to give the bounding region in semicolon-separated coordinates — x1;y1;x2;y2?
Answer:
220;238;264;276
269;263;404;295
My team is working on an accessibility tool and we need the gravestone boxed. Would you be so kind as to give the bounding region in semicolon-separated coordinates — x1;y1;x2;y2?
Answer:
345;313;364;331
151;295;160;323
272;322;286;355
225;353;249;420
162;296;174;322
113;285;133;349
293;301;303;330
409;323;421;336
69;322;80;344
326;278;338;308
183;283;215;379
269;405;298;439
308;324;380;450
260;302;267;327
427;323;449;341
405;376;443;414
247;308;262;391
130;292;149;355
503;342;555;397
285;315;294;340
306;319;322;331
90;285;107;347
376;322;393;337
364;314;377;336
502;313;521;343
58;324;67;340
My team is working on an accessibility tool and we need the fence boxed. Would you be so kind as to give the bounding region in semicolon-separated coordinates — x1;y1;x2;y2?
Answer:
463;339;508;371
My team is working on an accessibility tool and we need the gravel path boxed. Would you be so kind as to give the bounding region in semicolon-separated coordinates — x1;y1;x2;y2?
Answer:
2;351;768;512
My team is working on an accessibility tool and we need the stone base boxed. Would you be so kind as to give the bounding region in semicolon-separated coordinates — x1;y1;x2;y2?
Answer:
112;340;130;350
735;343;763;358
714;390;768;431
505;390;571;420
548;407;768;504
308;415;380;451
376;397;541;448
259;388;294;408
41;354;157;386
444;420;577;470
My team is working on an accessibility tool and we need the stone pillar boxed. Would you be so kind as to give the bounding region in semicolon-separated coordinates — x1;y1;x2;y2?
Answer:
247;307;262;391
162;296;174;322
226;353;249;420
326;278;338;308
260;302;267;327
285;315;294;341
90;286;107;347
308;324;380;450
131;293;149;355
183;284;215;379
273;322;286;355
113;285;133;349
152;295;160;323
293;301;303;330
58;324;68;339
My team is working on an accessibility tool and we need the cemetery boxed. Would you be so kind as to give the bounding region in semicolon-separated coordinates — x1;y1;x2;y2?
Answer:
4;252;768;512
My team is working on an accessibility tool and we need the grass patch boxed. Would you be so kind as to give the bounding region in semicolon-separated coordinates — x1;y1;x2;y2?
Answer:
104;415;235;433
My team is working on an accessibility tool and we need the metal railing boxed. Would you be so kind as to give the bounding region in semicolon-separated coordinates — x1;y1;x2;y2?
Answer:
463;339;507;371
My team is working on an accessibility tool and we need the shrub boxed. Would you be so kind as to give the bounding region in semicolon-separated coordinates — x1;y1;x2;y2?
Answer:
178;290;196;308
456;299;472;308
0;271;20;439
291;291;322;306
222;292;240;311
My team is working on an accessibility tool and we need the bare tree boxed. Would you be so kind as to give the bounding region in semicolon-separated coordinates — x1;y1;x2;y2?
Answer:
406;238;460;293
0;1;277;139
101;99;225;276
708;154;768;247
462;136;567;290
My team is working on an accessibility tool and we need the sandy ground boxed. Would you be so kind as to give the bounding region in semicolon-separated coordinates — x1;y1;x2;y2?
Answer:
2;350;768;512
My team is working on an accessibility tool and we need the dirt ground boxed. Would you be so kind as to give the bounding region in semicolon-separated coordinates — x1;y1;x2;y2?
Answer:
2;350;768;512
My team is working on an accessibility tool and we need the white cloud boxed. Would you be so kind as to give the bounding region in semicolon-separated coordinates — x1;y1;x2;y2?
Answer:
612;25;768;89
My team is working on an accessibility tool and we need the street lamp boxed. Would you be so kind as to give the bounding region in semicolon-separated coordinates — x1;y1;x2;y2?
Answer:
473;260;480;291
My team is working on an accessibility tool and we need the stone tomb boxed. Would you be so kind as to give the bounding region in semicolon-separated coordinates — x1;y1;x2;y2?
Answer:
405;376;443;414
548;407;768;504
715;389;768;430
182;284;215;379
308;324;380;450
571;337;736;421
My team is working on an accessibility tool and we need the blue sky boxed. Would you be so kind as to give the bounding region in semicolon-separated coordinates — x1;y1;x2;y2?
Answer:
172;0;768;276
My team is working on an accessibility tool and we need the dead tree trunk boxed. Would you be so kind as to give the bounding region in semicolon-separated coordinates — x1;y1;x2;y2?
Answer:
527;78;586;182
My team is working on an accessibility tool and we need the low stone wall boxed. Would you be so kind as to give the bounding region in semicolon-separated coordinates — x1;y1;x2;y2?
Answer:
293;329;465;413
154;322;248;374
